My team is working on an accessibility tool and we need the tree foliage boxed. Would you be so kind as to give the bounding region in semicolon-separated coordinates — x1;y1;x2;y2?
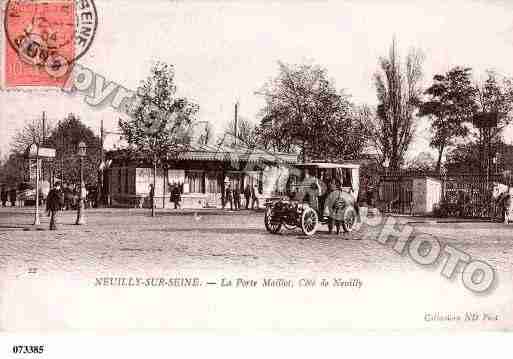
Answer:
365;39;424;170
1;114;100;187
404;151;437;172
419;67;477;172
473;71;513;171
445;142;483;174
0;153;26;186
119;62;199;165
10;117;52;154
475;71;513;136
223;115;257;148
256;61;367;161
45;114;101;186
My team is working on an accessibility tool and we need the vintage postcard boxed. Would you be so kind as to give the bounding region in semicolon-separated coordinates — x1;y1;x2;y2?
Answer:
0;0;512;336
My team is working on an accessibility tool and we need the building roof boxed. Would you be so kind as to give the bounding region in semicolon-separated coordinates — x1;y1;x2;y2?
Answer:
106;143;299;164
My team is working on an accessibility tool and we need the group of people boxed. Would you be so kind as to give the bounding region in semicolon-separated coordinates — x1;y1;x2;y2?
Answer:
0;187;18;207
223;183;260;211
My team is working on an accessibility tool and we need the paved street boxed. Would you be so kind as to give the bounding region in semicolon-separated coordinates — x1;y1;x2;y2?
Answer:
0;207;512;277
0;207;512;331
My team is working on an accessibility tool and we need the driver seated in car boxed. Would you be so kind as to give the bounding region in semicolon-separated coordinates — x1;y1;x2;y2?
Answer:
301;168;321;212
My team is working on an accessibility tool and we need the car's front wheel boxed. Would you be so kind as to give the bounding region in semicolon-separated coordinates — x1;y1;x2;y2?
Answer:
265;206;282;234
301;207;318;236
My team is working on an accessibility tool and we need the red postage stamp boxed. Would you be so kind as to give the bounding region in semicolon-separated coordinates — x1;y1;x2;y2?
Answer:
3;0;97;88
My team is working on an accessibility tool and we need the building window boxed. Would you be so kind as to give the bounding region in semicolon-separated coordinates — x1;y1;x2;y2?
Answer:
186;171;204;193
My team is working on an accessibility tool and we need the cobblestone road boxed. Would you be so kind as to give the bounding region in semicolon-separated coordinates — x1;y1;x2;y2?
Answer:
0;207;511;277
0;207;512;331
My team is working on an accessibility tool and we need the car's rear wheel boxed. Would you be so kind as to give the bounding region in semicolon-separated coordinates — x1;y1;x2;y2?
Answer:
301;207;318;236
265;206;282;234
342;206;358;233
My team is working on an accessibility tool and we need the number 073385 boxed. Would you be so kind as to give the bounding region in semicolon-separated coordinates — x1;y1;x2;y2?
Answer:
12;345;44;354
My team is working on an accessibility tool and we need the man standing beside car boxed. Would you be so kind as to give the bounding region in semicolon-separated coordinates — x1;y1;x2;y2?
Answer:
46;182;64;230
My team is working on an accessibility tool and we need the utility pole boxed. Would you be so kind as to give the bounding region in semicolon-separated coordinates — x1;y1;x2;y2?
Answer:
97;119;105;207
41;111;46;183
42;111;46;142
234;101;239;146
61;130;64;184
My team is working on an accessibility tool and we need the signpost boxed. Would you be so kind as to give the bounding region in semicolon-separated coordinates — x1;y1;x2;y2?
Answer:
76;141;87;225
26;144;56;226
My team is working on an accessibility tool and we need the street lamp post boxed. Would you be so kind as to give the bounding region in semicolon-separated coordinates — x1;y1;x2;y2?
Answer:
76;141;87;225
34;154;41;226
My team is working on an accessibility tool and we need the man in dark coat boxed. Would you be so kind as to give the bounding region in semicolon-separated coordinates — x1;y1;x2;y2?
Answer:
9;188;17;207
223;183;233;210
46;182;64;230
250;184;260;210
233;185;241;211
170;184;181;209
149;184;155;210
0;186;7;207
244;184;251;210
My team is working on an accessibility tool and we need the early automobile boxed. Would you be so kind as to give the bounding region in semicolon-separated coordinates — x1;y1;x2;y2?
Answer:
264;162;360;236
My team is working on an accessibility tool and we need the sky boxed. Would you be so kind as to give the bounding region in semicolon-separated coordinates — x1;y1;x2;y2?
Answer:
2;0;513;159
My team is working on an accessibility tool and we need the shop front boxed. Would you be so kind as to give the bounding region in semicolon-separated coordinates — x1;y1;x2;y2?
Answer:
105;144;297;209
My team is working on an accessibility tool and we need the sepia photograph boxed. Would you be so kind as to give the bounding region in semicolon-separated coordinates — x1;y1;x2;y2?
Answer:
0;0;512;338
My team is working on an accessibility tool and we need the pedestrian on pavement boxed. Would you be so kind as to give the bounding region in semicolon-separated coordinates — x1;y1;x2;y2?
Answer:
1;186;7;207
224;183;233;210
46;182;64;230
171;183;181;209
251;184;260;210
233;185;241;211
149;183;155;209
9;188;17;207
244;183;251;209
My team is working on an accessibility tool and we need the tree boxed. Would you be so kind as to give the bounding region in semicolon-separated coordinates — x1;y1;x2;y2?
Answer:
45;113;101;186
473;71;513;172
419;67;477;172
223;116;257;148
405;151;437;172
256;61;367;161
445;142;482;174
10;116;52;154
119;62;199;216
365;39;424;170
0;153;26;187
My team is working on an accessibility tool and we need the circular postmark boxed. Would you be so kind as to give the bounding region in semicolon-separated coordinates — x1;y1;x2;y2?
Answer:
4;0;98;77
